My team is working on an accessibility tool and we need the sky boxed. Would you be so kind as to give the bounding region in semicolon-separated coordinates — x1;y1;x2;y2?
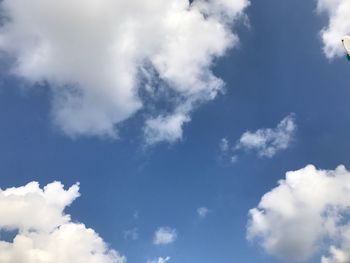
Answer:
0;0;350;263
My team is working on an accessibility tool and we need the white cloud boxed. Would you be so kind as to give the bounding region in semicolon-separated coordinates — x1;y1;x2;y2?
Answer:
147;257;170;263
0;181;125;263
0;0;249;143
153;227;177;245
144;113;190;145
247;165;350;262
317;0;350;59
235;114;296;158
197;207;210;219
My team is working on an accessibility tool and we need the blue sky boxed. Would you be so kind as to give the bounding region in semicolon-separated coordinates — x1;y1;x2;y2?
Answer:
0;0;350;263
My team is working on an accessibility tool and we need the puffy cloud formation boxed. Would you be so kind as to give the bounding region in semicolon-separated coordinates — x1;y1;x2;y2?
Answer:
235;114;296;158
247;165;350;262
0;0;249;143
153;227;177;245
197;207;210;219
147;257;170;263
0;181;125;263
317;0;350;58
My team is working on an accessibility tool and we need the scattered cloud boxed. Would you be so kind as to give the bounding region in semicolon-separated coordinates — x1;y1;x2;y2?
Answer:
153;227;177;245
317;0;350;59
124;228;139;241
220;114;296;161
219;138;229;153
147;257;170;263
247;165;350;262
0;0;249;143
197;207;210;219
236;114;296;158
0;181;125;263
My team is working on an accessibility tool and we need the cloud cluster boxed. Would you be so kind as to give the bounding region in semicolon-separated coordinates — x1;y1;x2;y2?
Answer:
247;165;350;263
0;181;125;263
153;227;177;245
317;0;350;58
0;0;249;143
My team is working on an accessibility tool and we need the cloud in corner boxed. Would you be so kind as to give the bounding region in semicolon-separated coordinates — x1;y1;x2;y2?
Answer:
0;181;125;263
317;0;350;59
247;165;350;263
0;0;249;144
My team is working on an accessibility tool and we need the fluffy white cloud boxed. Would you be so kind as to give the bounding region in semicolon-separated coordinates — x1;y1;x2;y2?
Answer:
0;0;249;143
247;165;350;262
197;207;210;219
317;0;350;58
0;181;125;263
153;227;177;245
147;257;170;263
235;114;296;158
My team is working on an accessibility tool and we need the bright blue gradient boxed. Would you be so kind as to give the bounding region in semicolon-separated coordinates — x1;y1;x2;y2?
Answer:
0;1;348;262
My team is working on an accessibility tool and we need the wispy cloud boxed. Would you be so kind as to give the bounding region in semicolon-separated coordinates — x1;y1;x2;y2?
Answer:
147;257;170;263
247;165;350;262
153;227;177;245
220;114;296;161
197;207;211;219
235;114;296;158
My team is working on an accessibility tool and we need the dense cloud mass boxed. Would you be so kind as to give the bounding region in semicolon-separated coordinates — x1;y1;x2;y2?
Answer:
0;181;125;263
0;0;249;143
247;165;350;263
317;0;350;58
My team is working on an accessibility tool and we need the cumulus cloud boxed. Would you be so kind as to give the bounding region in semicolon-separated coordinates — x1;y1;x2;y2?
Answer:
0;0;249;143
247;165;350;262
197;207;210;219
0;181;125;263
220;114;296;161
317;0;350;58
147;257;170;263
153;227;177;245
